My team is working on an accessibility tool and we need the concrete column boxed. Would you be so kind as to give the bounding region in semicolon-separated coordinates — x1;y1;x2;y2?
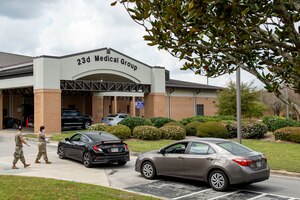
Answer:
130;97;136;117
92;95;104;124
34;89;61;133
0;91;3;129
144;93;167;118
112;96;117;114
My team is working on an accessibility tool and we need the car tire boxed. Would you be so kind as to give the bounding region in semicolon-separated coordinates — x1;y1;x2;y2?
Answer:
83;121;91;129
141;161;156;179
58;146;66;159
117;161;127;166
83;152;93;168
208;170;229;191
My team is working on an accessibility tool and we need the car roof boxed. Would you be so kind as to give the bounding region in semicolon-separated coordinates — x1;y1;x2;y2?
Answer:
80;131;121;141
182;137;230;144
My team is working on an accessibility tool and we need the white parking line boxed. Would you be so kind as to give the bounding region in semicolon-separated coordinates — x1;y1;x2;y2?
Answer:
237;189;300;200
247;193;267;200
206;191;239;200
172;189;212;200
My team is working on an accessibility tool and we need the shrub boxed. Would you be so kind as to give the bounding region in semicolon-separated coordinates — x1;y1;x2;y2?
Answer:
263;116;300;132
180;115;236;125
226;122;268;139
88;123;108;131
150;117;175;128
164;122;186;129
274;127;300;143
105;124;131;139
186;121;202;136
119;117;153;131
197;122;228;138
133;126;162;140
159;125;186;140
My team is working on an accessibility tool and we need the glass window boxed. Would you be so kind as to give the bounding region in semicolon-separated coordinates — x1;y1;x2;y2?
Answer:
70;134;82;142
164;142;188;154
80;135;90;143
189;142;214;155
218;141;252;155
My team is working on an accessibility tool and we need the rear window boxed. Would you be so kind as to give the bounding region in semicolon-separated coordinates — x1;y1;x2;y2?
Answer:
107;114;118;117
88;132;120;142
217;141;252;155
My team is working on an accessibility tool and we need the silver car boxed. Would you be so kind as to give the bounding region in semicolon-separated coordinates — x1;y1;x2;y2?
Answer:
135;138;270;191
101;113;130;126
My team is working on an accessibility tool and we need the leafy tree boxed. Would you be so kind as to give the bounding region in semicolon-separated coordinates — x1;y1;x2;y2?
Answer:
217;81;266;117
112;0;300;117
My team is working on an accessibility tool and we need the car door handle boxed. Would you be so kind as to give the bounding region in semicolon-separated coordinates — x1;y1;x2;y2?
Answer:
206;157;214;161
177;157;184;160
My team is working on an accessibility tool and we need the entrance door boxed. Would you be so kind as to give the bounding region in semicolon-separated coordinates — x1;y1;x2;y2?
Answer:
196;104;204;116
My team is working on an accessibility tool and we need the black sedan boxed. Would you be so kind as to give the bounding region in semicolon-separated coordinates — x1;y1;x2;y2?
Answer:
57;131;130;167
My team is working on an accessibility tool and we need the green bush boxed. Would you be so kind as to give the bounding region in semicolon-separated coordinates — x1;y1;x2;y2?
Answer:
150;117;175;128
105;124;131;139
164;122;186;129
88;123;108;131
226;122;268;139
274;127;300;143
180;115;236;125
119;117;153;131
263;116;300;132
197;122;228;138
185;121;202;136
132;126;162;140
159;125;186;140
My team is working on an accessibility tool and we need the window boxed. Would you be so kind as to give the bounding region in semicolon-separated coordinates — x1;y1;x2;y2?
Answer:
218;141;252;155
70;134;82;142
164;142;189;154
80;135;90;143
189;142;215;155
197;104;204;116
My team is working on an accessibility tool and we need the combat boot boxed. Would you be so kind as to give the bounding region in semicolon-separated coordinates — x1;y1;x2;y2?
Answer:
24;163;30;168
35;160;41;164
12;165;18;169
45;161;52;164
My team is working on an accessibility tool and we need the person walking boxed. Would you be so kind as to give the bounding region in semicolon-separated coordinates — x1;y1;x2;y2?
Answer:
12;126;30;169
35;126;51;164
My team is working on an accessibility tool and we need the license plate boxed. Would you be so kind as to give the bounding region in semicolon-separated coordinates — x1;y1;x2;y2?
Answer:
111;148;119;153
256;161;262;167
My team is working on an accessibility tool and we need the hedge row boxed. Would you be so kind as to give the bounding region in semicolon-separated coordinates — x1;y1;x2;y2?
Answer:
263;116;300;132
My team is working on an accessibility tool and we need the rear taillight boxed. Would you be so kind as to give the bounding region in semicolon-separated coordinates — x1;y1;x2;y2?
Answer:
124;143;128;150
232;158;254;166
92;145;103;152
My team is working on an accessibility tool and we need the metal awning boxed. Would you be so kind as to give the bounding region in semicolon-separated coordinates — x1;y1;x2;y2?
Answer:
60;80;151;93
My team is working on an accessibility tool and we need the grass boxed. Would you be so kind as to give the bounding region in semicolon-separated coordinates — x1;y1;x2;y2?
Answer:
25;132;300;173
0;175;158;200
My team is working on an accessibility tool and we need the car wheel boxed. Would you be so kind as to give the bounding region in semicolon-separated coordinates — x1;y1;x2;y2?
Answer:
83;121;91;129
209;170;229;191
83;152;92;168
58;146;65;159
117;161;127;166
141;161;156;179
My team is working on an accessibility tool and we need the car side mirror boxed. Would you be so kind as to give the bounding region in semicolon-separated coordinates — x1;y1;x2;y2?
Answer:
159;148;165;154
65;138;70;141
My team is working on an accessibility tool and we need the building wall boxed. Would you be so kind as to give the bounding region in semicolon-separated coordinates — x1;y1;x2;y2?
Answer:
197;97;218;116
169;96;195;119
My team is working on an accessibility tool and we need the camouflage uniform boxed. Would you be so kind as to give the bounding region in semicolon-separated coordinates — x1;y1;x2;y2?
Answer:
35;131;49;162
13;132;26;165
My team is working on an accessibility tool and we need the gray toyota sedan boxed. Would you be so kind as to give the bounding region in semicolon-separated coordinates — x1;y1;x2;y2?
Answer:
135;138;270;191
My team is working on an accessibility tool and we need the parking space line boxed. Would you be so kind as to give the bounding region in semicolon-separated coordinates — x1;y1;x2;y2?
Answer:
206;191;239;200
172;188;212;200
236;189;300;200
247;193;267;200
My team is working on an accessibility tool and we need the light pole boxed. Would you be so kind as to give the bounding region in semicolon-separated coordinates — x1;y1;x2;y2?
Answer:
236;67;242;144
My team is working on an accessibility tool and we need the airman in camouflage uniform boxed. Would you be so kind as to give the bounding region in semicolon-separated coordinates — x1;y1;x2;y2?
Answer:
35;126;51;164
12;126;30;169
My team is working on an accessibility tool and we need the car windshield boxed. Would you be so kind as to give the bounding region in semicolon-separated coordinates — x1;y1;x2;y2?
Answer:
88;132;120;142
217;141;252;155
107;114;118;117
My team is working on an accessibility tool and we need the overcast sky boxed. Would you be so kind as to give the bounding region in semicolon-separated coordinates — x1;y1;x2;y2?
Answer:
0;0;263;88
